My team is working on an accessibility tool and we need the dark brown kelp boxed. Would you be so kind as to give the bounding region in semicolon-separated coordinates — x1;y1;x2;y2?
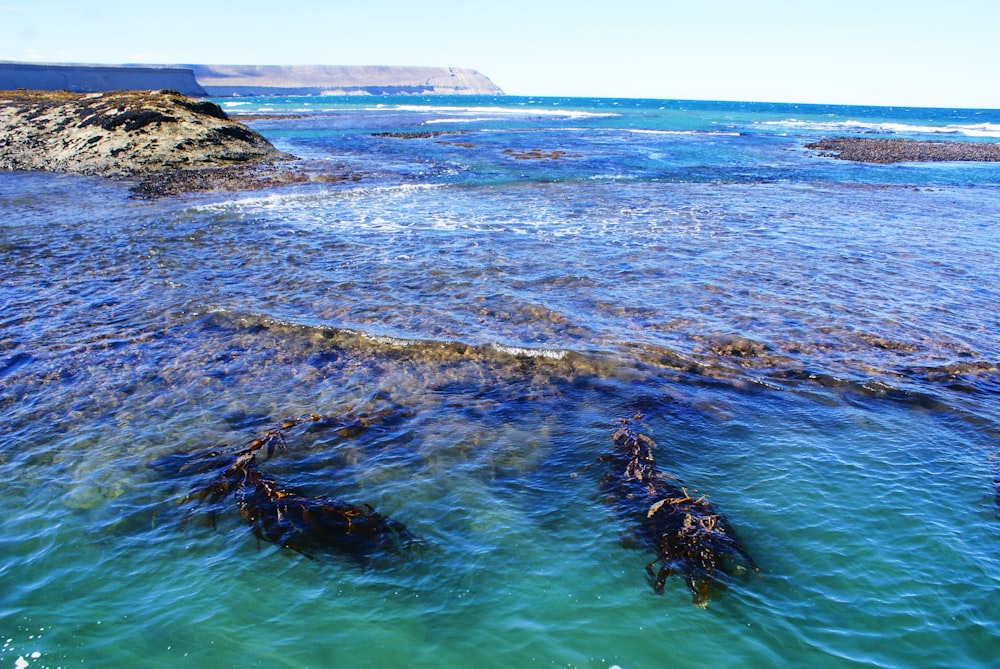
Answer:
600;418;757;606
153;413;421;560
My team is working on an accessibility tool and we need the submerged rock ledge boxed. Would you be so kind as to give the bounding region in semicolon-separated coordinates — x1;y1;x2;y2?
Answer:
0;89;295;194
806;136;1000;163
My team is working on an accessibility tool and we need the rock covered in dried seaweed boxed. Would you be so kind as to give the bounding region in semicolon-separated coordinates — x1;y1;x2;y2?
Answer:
805;136;1000;163
600;418;757;606
130;162;361;199
0;88;294;177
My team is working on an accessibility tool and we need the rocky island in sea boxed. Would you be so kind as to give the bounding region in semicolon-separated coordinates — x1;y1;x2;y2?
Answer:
0;88;298;196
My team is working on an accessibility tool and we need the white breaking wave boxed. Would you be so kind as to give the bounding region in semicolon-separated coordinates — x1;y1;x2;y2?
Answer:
491;343;567;360
628;129;742;137
762;119;1000;138
423;116;504;125
185;183;446;219
362;332;417;347
381;104;620;121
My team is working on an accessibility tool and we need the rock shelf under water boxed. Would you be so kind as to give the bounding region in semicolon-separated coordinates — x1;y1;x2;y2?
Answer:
805;136;1000;163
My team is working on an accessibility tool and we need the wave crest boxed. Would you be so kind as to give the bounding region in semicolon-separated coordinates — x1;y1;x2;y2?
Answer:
762;119;1000;138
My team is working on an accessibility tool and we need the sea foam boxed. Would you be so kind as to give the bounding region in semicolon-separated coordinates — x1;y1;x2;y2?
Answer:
491;343;567;360
388;104;620;121
628;129;741;137
763;119;1000;138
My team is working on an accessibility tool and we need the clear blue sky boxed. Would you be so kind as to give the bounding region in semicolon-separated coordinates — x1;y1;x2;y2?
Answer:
3;0;998;108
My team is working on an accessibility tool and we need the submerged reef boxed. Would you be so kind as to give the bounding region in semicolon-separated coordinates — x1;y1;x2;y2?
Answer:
805;137;1000;163
502;148;581;160
600;419;757;606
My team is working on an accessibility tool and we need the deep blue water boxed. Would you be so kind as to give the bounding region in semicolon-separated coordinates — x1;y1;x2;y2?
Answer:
1;95;999;668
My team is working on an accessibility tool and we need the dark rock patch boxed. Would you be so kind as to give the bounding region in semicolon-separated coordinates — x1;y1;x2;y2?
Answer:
707;334;768;358
502;148;581;160
806;137;1000;163
131;164;361;199
79;108;177;132
177;98;229;120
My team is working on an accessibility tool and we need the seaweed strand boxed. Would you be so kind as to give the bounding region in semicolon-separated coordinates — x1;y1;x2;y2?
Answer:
154;412;421;561
601;417;757;606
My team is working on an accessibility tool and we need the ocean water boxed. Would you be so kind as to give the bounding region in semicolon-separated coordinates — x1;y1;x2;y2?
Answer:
2;95;1000;668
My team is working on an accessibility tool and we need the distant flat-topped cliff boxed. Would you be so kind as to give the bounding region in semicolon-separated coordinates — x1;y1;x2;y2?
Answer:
0;61;503;97
0;61;206;96
187;64;504;96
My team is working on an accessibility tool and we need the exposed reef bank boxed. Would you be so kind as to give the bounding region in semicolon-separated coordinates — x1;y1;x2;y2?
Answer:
0;89;298;196
806;136;1000;163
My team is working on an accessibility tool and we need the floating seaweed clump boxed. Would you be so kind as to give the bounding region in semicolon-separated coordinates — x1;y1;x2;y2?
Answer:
152;413;421;560
600;418;757;606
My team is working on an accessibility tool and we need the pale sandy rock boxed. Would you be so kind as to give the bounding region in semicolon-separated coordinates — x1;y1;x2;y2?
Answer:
0;89;291;177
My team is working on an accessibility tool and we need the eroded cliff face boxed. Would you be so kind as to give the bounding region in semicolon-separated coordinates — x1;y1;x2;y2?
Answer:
0;89;291;177
0;61;207;96
0;61;505;97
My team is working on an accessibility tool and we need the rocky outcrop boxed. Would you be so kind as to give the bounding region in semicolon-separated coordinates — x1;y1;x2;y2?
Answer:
0;89;291;178
806;137;1000;163
0;61;206;96
186;64;504;96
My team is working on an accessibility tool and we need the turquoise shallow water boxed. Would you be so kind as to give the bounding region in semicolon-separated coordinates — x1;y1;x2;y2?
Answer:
2;96;1000;668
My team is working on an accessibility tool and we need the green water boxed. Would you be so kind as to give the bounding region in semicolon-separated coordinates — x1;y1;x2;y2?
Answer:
3;96;1000;668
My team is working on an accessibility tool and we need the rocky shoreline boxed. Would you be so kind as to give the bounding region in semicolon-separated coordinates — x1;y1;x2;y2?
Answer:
0;89;298;196
805;136;1000;163
10;90;999;199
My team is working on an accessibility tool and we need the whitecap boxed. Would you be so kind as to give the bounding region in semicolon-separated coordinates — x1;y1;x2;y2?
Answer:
371;104;620;121
186;182;445;215
362;332;417;347
491;343;567;360
628;129;741;137
423;117;501;125
762;119;1000;138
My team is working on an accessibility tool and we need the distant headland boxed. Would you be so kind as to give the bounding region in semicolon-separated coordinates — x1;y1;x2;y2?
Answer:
0;61;504;97
187;64;504;96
